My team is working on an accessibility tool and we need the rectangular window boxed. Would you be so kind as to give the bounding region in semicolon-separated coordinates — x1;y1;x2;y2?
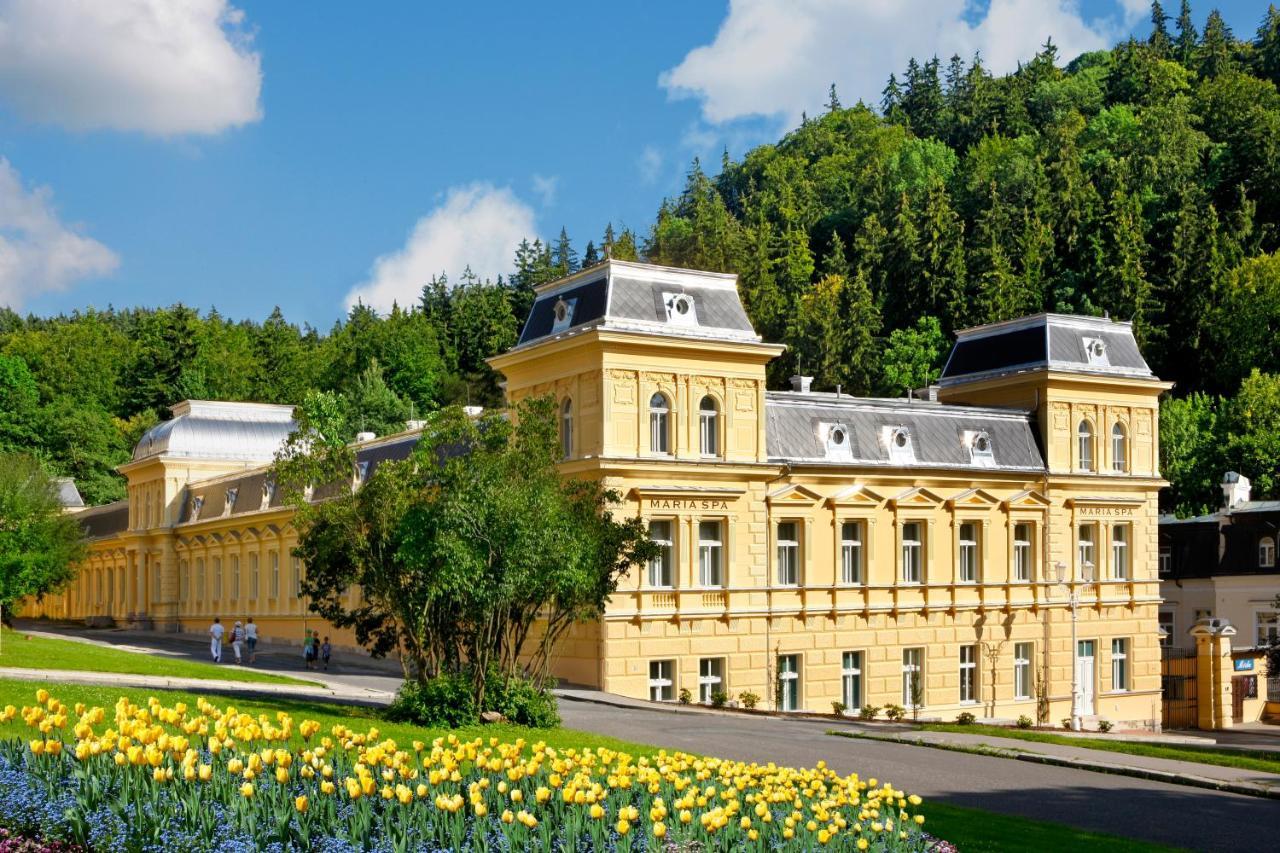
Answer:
777;654;800;711
1158;611;1174;648
648;660;675;702
647;521;673;588
840;521;863;584
1111;638;1128;691
230;555;240;601
902;648;923;708
959;645;978;704
270;551;280;598
212;557;222;601
1077;524;1096;579
698;657;725;704
841;651;863;710
698;520;723;586
901;521;922;584
958;523;978;583
179;560;188;601
1257;611;1280;648
249;553;259;600
196;558;205;602
1014;642;1033;700
1159;547;1171;576
1013;523;1033;582
292;556;302;598
1111;524;1129;580
776;521;799;586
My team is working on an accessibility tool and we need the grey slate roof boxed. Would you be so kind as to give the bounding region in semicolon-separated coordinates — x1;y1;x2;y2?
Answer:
941;313;1154;385
133;400;296;463
516;260;761;349
79;501;129;540
766;392;1045;472
55;478;84;509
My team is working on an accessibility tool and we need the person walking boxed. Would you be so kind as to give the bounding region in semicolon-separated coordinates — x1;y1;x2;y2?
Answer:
209;617;224;663
320;636;332;671
244;617;258;664
303;629;316;670
230;621;245;664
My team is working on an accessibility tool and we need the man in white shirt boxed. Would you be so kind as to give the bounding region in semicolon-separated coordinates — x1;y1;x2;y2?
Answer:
209;617;224;663
244;618;258;664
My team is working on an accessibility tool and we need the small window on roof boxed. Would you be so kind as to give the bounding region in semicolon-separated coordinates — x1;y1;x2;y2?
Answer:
885;426;915;464
353;461;371;486
662;292;699;326
967;431;995;467
823;423;853;460
551;297;577;333
261;480;276;509
223;488;238;516
1082;337;1109;367
190;495;204;518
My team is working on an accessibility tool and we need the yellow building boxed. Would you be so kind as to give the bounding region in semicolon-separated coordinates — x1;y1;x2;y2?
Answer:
28;260;1170;729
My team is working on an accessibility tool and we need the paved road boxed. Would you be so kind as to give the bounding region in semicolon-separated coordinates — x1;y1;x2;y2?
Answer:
559;700;1277;853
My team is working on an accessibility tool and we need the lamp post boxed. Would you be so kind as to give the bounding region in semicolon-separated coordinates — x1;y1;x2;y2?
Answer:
1052;559;1092;732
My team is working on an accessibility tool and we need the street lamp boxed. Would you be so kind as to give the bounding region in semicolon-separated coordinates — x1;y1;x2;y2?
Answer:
1052;558;1093;732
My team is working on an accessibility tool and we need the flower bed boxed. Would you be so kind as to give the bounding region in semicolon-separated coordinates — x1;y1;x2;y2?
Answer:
0;689;936;851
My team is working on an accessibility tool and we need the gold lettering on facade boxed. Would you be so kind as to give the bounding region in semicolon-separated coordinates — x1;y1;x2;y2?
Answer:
1077;505;1135;517
646;498;731;511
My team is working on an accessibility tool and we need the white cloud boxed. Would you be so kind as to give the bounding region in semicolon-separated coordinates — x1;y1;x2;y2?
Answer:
531;174;559;207
345;184;536;312
0;0;262;136
638;145;664;183
0;158;119;308
660;0;1120;125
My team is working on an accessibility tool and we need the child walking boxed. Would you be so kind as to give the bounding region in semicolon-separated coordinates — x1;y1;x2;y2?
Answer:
320;637;332;671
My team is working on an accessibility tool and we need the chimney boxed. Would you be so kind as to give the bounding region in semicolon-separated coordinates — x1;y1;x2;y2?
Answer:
1222;471;1251;509
789;375;813;394
355;431;376;443
913;385;940;402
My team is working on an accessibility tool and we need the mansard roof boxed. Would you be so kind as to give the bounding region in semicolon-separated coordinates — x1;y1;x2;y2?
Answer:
132;400;297;463
515;259;762;350
940;313;1154;385
765;392;1045;472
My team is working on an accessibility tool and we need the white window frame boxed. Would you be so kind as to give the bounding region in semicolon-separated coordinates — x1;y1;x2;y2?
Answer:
1077;524;1096;580
698;657;725;704
1260;537;1276;569
698;520;723;587
901;521;923;584
648;660;675;702
292;556;303;598
840;520;863;585
1111;638;1129;691
196;557;205;602
647;520;674;588
958;522;979;583
902;648;924;709
698;395;719;458
1111;524;1129;580
230;554;240;601
249;552;260;601
1014;642;1033;700
841;651;863;710
959;644;978;704
1256;610;1280;648
1077;420;1094;472
1111;422;1128;472
270;550;280;599
212;556;223;601
777;654;800;711
1158;611;1175;648
776;521;800;586
649;393;671;455
1013;522;1033;582
1159;546;1171;576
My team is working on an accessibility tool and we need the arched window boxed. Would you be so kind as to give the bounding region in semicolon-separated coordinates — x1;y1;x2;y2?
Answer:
1111;422;1128;472
560;398;573;459
698;395;719;457
1077;420;1094;471
649;393;671;454
1261;537;1276;569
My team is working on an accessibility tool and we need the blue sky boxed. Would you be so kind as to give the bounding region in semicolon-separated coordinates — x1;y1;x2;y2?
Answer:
0;1;1268;328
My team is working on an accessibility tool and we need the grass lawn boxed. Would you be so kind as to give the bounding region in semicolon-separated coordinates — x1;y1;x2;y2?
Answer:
0;627;314;687
920;801;1185;853
921;722;1280;776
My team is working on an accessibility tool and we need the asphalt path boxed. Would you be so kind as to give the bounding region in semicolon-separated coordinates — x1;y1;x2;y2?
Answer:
559;699;1278;853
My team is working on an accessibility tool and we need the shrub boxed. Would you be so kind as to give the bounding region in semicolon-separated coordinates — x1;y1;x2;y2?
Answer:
710;690;729;709
1062;718;1073;730
883;704;905;721
1016;715;1033;729
678;688;692;705
487;672;560;728
955;712;976;725
831;701;848;717
859;704;880;720
385;672;475;728
1097;719;1114;733
738;691;760;709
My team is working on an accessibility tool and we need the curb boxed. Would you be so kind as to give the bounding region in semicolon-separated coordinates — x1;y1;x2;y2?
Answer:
834;731;1280;801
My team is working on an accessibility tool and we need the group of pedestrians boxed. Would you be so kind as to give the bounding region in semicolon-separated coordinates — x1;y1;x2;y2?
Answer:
207;617;332;671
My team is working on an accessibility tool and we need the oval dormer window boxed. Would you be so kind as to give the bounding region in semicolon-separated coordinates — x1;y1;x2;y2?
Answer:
974;433;990;453
831;427;846;446
969;430;995;466
673;295;692;316
893;429;908;448
554;301;568;323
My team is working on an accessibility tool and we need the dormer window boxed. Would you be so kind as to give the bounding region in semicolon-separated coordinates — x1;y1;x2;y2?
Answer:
822;423;853;461
966;431;995;467
885;426;915;464
223;488;238;516
1082;337;1109;367
662;292;699;327
551;297;576;333
353;461;371;487
190;495;204;519
261;480;276;509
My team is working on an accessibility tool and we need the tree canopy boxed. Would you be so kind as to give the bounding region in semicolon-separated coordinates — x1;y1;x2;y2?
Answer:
0;452;86;616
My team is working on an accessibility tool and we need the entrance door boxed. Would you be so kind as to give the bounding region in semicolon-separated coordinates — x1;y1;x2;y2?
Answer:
1077;640;1096;716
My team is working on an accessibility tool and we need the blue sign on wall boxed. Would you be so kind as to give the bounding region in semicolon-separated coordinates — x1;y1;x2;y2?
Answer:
1233;658;1254;672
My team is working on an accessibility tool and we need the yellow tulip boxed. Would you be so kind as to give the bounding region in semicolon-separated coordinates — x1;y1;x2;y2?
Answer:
240;782;254;798
295;795;309;813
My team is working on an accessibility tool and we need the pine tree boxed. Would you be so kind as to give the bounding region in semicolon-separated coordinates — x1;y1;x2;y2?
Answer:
1199;9;1235;77
612;228;639;261
1095;189;1154;344
1150;1;1173;55
1254;4;1280;84
1175;0;1198;65
581;240;599;268
880;73;905;122
551;227;579;277
821;231;852;281
826;83;841;112
601;223;617;258
970;183;1020;323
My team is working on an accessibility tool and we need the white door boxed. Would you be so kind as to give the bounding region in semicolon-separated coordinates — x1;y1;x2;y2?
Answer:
1077;640;1096;716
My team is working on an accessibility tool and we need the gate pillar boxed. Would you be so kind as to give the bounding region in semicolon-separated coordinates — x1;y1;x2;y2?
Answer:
1190;618;1237;730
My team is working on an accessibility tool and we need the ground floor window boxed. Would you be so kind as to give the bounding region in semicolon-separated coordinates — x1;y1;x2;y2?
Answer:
841;651;863;710
777;654;800;711
1158;611;1175;648
902;648;923;708
959;645;978;704
698;657;725;704
648;660;675;702
1014;642;1032;700
1111;638;1129;691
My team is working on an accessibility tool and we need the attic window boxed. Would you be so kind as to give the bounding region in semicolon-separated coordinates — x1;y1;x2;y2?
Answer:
261;480;276;509
354;461;371;486
662;292;699;327
885;426;915;464
551;297;576;333
190;495;204;518
822;423;853;461
223;488;238;516
967;431;995;467
1082;337;1109;367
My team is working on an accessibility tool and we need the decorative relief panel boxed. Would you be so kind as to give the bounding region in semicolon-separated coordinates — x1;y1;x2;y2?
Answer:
607;370;636;405
1051;402;1069;430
